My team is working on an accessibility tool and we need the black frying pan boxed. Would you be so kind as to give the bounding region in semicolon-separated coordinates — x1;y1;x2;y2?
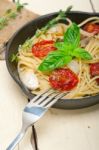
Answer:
6;11;99;109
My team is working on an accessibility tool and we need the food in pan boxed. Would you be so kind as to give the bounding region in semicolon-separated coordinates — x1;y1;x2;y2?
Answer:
11;7;99;99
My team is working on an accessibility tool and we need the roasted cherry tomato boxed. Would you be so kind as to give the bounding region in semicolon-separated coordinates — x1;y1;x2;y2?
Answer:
83;23;99;34
32;40;56;58
49;68;79;91
90;62;99;84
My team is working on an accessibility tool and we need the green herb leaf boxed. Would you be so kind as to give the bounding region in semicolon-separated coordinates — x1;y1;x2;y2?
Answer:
73;48;92;60
0;0;27;30
35;6;72;38
55;41;73;53
55;42;65;50
38;50;72;71
10;54;18;62
16;0;28;12
38;23;92;72
6;9;12;14
8;11;17;19
6;9;17;18
20;38;33;51
0;17;8;30
64;23;80;48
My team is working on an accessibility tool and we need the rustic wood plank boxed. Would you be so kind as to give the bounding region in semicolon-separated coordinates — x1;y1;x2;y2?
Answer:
0;1;99;150
19;128;33;150
0;1;38;149
33;1;99;150
90;0;99;12
89;0;96;12
0;0;38;44
20;0;93;15
35;106;99;150
0;61;34;150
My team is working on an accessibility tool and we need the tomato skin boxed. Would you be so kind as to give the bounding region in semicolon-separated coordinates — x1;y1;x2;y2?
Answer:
32;40;56;58
83;23;99;34
49;68;79;91
90;63;99;84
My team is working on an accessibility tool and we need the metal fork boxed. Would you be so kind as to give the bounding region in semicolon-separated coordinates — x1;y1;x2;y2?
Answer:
6;89;66;150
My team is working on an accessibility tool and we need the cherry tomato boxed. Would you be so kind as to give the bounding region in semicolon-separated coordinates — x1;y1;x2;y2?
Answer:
90;63;99;84
32;40;56;58
49;68;79;91
83;23;99;34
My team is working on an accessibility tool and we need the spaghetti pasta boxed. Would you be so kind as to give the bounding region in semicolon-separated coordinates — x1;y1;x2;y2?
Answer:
17;16;99;99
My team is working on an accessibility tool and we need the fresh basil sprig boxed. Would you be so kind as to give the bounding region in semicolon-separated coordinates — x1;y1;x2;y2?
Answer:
38;23;92;72
38;50;72;71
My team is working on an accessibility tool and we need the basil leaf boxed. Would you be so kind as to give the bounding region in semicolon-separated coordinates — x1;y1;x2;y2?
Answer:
38;23;92;73
55;42;73;55
54;42;64;50
73;48;92;60
55;42;73;50
64;23;80;48
38;51;72;71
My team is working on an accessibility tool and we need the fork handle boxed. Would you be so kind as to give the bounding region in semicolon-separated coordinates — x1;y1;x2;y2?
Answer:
6;131;25;150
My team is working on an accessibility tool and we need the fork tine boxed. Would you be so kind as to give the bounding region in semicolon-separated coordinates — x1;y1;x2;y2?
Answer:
35;90;57;105
27;88;51;107
39;92;59;107
45;92;67;108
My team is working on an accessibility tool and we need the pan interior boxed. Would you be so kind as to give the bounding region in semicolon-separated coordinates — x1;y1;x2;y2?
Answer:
6;11;99;109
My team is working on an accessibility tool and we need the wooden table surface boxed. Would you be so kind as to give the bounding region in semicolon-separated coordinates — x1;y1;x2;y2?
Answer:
0;0;99;150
